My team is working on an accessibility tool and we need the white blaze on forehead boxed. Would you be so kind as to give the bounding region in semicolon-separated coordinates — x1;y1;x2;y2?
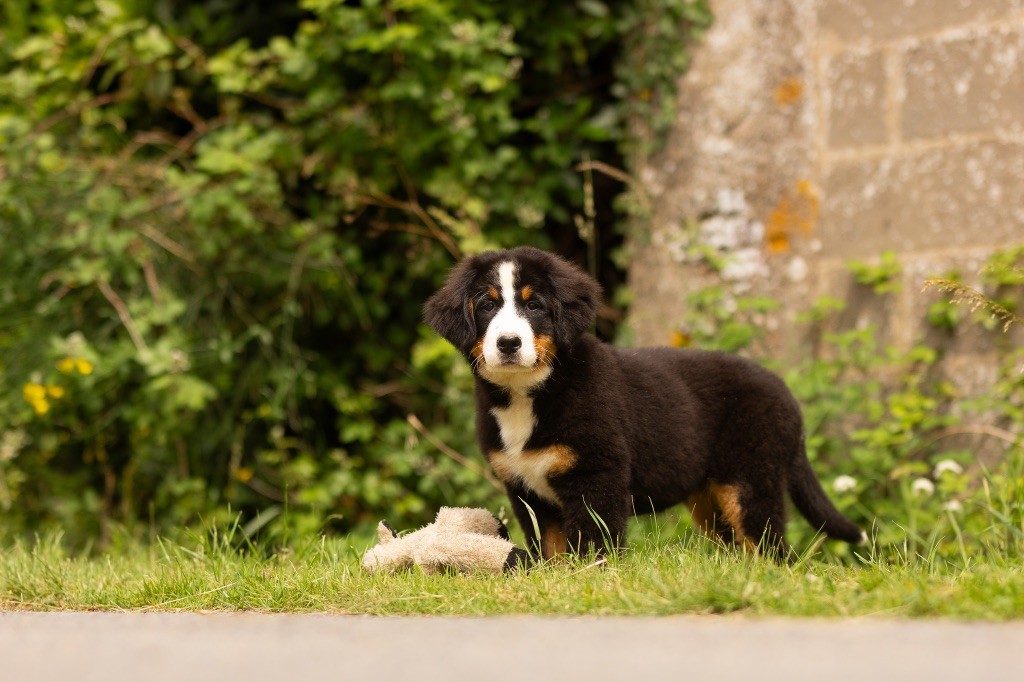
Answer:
482;260;537;368
498;261;516;304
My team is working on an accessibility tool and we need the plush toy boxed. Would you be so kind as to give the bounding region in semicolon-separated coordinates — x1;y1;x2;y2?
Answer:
361;507;531;575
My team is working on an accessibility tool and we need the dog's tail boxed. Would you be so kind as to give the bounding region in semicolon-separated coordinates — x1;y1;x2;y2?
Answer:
789;445;865;544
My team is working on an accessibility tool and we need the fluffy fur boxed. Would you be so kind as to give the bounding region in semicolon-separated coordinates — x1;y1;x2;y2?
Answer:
424;246;864;561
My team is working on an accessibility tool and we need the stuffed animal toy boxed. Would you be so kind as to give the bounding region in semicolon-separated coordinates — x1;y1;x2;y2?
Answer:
361;507;531;574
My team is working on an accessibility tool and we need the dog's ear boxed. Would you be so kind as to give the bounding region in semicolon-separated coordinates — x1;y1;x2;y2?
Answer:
424;260;478;353
547;254;601;348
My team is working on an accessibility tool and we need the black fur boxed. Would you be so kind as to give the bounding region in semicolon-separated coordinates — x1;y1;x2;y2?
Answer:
492;513;512;541
502;547;532;572
425;246;863;561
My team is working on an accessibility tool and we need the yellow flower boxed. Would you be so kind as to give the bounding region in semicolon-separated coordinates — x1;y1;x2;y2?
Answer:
46;385;65;399
23;383;53;416
23;383;46;403
76;358;94;375
57;357;76;374
234;467;254;483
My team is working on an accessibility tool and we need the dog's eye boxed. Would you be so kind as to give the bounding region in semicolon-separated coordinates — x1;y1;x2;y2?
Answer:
526;300;543;311
480;301;496;313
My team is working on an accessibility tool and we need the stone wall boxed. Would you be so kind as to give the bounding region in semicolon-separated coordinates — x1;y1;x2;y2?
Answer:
626;0;1024;391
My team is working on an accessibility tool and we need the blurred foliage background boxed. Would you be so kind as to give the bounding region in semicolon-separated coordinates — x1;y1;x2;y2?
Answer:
2;1;1021;563
0;0;711;546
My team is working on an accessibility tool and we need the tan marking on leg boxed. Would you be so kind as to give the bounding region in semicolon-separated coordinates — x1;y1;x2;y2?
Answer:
521;285;533;300
687;487;717;535
541;523;568;559
708;482;757;551
533;334;558;368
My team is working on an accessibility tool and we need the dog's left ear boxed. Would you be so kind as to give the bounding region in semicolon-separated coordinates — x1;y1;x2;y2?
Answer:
547;254;601;348
424;259;478;353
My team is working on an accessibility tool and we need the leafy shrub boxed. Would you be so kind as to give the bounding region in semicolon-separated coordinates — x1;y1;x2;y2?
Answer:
0;0;711;546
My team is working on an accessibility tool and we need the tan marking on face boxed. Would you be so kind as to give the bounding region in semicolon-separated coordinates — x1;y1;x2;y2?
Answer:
533;335;558;368
521;285;533;301
470;337;485;362
541;523;568;560
488;286;499;301
487;445;577;504
708;482;756;551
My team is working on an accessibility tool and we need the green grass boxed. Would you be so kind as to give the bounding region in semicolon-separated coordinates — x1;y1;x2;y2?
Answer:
2;514;1023;618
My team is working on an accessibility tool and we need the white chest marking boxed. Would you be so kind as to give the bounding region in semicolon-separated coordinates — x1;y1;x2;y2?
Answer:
491;391;535;459
490;391;573;505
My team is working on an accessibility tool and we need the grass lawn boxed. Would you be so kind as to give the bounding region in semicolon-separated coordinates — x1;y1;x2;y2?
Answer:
2;513;1022;618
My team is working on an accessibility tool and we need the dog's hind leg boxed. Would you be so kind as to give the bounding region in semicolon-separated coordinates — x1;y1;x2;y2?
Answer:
708;480;791;561
687;486;732;544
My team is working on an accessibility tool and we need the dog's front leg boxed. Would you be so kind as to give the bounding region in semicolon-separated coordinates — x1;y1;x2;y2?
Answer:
506;485;565;560
557;478;630;557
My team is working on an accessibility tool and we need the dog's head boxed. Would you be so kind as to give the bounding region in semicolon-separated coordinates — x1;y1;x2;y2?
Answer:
424;247;601;385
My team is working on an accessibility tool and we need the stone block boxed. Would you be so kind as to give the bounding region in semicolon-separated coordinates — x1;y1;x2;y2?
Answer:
827;49;890;148
815;258;899;349
821;141;1024;259
902;27;1024;139
818;0;1024;45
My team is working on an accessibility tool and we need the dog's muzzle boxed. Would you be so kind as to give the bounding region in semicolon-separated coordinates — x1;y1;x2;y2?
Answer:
496;334;522;357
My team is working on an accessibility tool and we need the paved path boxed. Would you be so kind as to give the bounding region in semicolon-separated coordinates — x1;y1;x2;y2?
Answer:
2;612;1022;681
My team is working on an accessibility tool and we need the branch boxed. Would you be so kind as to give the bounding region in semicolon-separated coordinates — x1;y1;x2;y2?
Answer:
139;223;196;263
33;91;128;135
360;190;462;259
906;424;1021;462
406;414;503;491
97;280;150;356
574;160;651;214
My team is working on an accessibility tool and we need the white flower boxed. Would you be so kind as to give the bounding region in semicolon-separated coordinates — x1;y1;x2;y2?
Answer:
933;459;964;477
943;500;963;513
833;475;858;493
911;478;935;497
0;429;29;462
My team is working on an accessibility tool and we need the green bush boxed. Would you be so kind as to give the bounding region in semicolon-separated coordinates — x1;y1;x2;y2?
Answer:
0;0;711;546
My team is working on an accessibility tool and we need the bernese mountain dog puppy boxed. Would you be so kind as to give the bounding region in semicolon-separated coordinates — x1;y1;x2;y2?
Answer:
424;246;864;561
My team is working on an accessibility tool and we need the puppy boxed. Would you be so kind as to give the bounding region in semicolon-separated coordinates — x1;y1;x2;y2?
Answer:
424;246;863;560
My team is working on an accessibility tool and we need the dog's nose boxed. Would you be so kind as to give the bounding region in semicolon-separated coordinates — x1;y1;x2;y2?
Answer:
497;335;522;355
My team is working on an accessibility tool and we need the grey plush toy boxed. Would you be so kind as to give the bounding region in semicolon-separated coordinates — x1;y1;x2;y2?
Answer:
361;507;531;574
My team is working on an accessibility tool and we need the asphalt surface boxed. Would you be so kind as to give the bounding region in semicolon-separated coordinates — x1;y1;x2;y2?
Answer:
3;612;1023;681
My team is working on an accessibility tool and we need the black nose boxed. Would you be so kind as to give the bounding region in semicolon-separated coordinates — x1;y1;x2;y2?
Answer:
497;335;522;355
